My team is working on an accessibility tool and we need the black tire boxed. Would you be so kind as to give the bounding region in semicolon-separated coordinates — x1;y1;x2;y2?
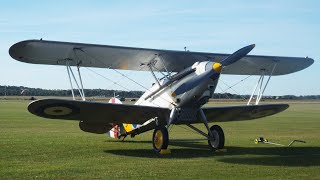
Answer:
208;125;225;150
152;126;169;152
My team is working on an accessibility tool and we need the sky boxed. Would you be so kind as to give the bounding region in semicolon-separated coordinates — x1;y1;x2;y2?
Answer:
1;0;319;96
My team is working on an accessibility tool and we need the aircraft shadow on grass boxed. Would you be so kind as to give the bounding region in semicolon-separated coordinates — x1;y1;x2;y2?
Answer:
104;140;320;166
216;146;320;167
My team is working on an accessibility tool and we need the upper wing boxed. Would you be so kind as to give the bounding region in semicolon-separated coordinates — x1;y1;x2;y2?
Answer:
198;104;289;123
28;99;170;125
10;40;313;75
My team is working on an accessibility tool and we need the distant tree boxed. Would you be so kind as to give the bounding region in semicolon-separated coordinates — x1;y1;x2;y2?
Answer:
0;85;318;99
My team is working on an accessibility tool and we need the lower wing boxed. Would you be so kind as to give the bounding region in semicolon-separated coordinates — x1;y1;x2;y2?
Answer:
28;99;170;134
199;104;289;123
28;99;288;133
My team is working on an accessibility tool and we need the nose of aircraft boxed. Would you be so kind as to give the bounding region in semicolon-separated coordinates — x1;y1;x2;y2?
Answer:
212;62;222;73
172;44;255;97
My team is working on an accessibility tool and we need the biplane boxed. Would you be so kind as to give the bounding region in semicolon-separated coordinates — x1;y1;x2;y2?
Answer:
9;40;313;153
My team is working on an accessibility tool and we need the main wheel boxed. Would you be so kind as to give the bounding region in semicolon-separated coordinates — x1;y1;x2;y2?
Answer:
208;125;225;150
152;126;169;152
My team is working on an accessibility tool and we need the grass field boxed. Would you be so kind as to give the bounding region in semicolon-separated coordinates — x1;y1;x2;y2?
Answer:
1;100;320;179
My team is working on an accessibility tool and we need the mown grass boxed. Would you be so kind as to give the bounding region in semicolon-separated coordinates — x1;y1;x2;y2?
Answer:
0;100;320;179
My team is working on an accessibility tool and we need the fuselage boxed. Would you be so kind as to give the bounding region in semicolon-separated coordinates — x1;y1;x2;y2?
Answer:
135;61;220;110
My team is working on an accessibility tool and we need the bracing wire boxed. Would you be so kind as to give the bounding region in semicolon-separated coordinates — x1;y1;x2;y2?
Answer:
81;51;152;92
85;68;136;94
86;68;168;107
84;67;162;107
75;49;175;107
72;49;174;107
219;77;252;100
218;63;277;100
217;86;231;99
220;75;252;94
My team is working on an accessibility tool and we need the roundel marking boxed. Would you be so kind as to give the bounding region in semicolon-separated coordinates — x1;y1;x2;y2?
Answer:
35;103;80;119
43;106;73;116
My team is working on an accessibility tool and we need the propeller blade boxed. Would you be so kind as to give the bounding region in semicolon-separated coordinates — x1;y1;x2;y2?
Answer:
220;44;255;66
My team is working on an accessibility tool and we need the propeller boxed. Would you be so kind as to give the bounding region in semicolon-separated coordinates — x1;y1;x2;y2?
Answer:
172;44;255;97
220;44;255;66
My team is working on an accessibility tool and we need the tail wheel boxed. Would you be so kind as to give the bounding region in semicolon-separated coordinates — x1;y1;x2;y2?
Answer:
152;127;169;152
208;125;225;150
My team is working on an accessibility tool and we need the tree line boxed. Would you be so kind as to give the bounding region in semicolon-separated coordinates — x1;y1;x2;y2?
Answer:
0;85;143;98
0;85;319;99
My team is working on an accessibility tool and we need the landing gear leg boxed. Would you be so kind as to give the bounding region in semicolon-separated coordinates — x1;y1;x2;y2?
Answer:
152;126;169;153
199;109;225;150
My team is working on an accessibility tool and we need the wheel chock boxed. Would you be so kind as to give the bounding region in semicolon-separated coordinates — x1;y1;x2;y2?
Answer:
215;149;227;153
159;149;171;154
